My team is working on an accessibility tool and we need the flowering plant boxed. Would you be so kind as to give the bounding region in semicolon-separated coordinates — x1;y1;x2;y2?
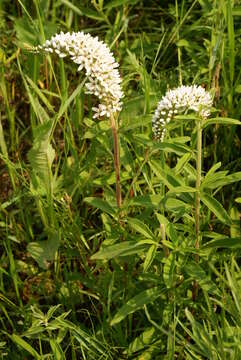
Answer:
36;31;123;207
152;85;212;141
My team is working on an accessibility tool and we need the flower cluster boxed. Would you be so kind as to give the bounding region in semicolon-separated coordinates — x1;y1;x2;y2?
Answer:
152;85;213;141
37;31;123;118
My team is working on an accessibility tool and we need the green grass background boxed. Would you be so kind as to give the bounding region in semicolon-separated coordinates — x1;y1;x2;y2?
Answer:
0;0;241;359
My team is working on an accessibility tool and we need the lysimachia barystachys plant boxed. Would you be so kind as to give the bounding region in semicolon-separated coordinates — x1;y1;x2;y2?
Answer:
37;31;123;207
152;85;212;141
152;85;213;299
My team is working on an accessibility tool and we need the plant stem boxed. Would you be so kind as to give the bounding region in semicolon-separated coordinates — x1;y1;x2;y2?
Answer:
193;119;202;300
110;112;122;208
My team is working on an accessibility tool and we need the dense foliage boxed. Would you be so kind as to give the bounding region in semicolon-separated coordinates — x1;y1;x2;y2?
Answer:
0;1;241;359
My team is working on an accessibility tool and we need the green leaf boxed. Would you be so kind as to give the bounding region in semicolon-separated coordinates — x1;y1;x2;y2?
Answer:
59;0;104;21
110;286;164;326
26;75;54;113
204;237;241;249
91;241;148;260
202;117;241;128
176;39;190;47
125;327;157;355
10;334;40;359
105;0;138;9
167;186;196;194
49;339;65;360
28;120;56;196
163;252;175;288
230;207;241;238
128;218;154;239
174;153;192;175
202;171;241;190
153;141;191;156
84;197;116;216
27;230;60;269
143;245;158;272
128;194;162;208
185;262;221;295
200;193;231;225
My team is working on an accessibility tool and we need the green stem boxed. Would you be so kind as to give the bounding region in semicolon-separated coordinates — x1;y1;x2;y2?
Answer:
193;119;202;300
195;119;202;257
110;112;122;208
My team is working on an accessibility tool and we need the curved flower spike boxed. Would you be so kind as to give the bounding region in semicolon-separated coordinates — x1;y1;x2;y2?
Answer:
37;31;123;118
152;85;213;141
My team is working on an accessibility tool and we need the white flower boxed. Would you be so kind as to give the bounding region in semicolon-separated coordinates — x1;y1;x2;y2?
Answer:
37;31;123;118
152;85;213;141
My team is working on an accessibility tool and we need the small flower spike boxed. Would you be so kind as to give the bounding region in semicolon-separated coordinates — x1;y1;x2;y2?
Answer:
37;31;123;118
152;85;213;141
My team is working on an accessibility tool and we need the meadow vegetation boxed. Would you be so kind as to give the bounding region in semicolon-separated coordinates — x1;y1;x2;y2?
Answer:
0;0;241;359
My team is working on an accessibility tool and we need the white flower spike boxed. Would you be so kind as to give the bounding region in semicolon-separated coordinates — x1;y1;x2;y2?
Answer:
37;31;123;118
152;85;213;141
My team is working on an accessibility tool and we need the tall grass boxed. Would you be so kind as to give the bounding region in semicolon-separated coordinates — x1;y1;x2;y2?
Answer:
0;0;241;359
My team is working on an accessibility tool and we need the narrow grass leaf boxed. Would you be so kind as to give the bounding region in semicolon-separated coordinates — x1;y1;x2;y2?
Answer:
105;0;139;9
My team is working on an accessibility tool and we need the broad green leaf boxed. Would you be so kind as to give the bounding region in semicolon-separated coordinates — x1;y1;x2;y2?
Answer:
125;327;157;355
143;245;157;272
84;197;116;216
165;198;192;212
200;193;231;225
185;262;221;295
91;241;148;260
128;194;162;208
27;230;60;269
153;141;191;156
128;218;154;238
83;120;110;139
155;213;169;227
174;153;192;174
202;117;241;128
167;186;196;194
10;334;40;359
176;39;190;47
110;286;164;325
202;171;241;190
205;162;222;178
204;237;241;249
149;160;193;204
